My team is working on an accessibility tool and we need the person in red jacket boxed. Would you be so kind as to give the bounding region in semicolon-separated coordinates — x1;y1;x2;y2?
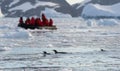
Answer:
42;13;48;26
42;13;46;21
45;19;49;26
25;17;30;25
38;18;43;27
19;17;24;24
30;17;35;26
49;18;53;26
35;18;39;26
35;18;43;27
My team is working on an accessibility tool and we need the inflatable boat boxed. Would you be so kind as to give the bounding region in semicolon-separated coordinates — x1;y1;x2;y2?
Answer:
18;23;57;30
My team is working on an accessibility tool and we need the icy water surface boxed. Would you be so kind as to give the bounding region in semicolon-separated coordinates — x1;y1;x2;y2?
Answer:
0;18;120;71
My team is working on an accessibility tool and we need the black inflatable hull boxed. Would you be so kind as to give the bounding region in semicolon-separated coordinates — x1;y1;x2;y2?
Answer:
18;23;57;30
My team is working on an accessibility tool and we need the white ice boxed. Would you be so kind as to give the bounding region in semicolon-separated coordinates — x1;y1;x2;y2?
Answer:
41;8;72;18
82;3;120;16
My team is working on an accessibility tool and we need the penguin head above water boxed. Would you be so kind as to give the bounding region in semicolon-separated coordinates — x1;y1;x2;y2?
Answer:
43;51;47;54
43;51;51;57
101;49;105;52
53;50;57;54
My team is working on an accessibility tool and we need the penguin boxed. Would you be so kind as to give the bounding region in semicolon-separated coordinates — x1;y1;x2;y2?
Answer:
53;50;67;54
43;51;51;57
101;49;105;52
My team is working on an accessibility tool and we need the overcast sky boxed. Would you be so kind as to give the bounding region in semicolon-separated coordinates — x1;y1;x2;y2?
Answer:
66;0;84;5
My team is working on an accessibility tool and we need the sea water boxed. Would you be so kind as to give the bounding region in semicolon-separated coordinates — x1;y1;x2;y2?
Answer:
0;18;120;71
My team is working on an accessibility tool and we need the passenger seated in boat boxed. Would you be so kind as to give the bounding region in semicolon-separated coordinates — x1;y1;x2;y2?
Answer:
25;17;30;25
42;13;46;22
30;17;35;26
35;18;43;27
19;17;24;24
42;13;49;26
45;19;49;26
38;18;43;27
49;18;53;26
35;18;38;26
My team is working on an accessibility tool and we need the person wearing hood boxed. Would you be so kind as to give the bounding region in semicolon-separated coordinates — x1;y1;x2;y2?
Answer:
30;17;35;26
49;18;53;26
19;17;24;24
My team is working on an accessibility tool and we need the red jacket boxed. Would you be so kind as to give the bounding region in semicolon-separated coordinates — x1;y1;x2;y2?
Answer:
19;17;24;24
44;19;49;26
42;13;46;21
30;17;35;26
35;18;39;26
49;19;53;26
36;18;43;27
25;18;30;25
42;13;47;26
38;18;43;27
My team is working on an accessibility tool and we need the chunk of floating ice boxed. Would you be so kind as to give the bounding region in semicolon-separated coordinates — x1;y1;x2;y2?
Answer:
2;29;32;39
47;44;53;48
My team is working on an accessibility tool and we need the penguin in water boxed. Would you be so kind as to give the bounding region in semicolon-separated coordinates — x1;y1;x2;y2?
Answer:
101;49;106;52
43;51;51;57
53;50;67;54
